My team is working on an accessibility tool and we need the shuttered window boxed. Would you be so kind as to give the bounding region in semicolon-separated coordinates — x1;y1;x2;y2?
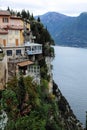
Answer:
3;39;6;46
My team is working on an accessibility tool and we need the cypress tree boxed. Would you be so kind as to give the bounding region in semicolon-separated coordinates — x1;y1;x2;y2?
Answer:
18;75;26;110
37;16;41;22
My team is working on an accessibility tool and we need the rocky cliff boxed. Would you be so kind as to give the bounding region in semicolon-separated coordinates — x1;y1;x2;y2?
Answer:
53;81;84;130
0;55;8;90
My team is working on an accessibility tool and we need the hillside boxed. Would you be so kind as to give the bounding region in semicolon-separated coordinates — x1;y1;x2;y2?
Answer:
38;12;87;47
0;9;84;130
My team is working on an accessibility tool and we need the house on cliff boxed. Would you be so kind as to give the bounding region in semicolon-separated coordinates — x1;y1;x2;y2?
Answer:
0;10;42;89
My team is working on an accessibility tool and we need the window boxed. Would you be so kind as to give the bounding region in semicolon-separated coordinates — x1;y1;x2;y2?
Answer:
7;50;12;56
32;47;35;51
28;47;31;51
3;17;8;23
16;50;21;55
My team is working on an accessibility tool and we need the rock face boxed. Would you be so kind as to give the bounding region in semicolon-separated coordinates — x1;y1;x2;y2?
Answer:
0;63;6;89
53;81;84;130
0;56;8;90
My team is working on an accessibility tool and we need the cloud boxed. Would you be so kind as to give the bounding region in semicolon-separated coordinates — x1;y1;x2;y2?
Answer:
1;0;87;16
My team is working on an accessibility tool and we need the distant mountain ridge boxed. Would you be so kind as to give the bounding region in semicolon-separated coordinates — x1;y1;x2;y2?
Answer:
37;12;87;47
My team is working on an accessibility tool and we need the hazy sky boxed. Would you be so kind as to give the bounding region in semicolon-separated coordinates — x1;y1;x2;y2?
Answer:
1;0;87;16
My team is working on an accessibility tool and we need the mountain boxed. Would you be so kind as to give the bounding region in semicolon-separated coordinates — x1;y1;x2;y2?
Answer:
38;12;87;47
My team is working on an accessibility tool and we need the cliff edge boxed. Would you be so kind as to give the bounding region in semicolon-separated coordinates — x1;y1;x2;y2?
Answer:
53;81;84;130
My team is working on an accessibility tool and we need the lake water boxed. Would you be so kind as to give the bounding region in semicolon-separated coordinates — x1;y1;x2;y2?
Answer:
52;46;87;127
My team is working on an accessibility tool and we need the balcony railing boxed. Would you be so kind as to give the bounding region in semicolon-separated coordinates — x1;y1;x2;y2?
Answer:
25;42;42;55
26;49;42;55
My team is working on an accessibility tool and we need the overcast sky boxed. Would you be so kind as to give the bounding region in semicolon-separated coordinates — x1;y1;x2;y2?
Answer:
1;0;87;16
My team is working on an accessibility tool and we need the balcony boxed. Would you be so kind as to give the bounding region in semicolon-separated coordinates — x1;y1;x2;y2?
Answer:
25;42;42;55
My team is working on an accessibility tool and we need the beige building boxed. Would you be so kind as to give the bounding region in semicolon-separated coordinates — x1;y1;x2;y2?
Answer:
0;12;24;47
0;10;31;47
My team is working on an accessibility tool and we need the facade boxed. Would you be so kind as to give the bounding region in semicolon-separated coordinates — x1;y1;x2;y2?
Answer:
10;16;25;45
0;10;10;28
45;57;53;93
0;11;24;47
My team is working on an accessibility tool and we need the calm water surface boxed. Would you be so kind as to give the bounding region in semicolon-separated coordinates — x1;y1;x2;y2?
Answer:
52;46;87;126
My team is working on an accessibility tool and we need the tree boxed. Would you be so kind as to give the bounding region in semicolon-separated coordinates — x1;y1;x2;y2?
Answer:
38;58;48;80
17;75;26;109
7;6;10;12
37;17;41;22
1;75;65;130
1;89;18;119
21;9;27;19
17;12;21;17
30;20;54;53
27;10;30;19
24;76;41;108
10;9;16;16
30;13;34;21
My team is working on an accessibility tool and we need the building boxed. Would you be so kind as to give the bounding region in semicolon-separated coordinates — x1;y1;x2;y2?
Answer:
0;10;42;89
0;10;24;47
0;10;25;60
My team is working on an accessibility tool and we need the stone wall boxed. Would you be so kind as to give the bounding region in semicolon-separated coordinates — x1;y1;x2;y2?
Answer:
0;56;8;90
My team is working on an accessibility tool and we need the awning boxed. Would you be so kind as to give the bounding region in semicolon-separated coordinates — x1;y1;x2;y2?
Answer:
17;60;33;67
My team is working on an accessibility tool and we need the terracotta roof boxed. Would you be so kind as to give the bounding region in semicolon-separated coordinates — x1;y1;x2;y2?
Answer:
0;28;8;34
0;10;10;16
17;60;33;67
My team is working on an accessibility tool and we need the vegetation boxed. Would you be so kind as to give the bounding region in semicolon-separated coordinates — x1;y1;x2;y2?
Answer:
30;21;55;57
0;76;65;130
0;7;83;130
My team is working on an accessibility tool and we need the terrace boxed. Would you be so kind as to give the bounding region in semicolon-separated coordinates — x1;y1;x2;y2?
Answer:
8;57;40;84
25;42;42;55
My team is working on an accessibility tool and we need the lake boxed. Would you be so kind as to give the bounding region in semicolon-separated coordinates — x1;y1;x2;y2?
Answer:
52;46;87;127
